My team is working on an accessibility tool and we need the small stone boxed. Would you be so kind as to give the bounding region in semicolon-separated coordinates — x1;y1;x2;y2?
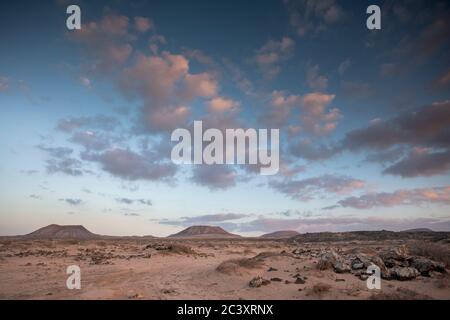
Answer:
295;277;306;284
359;274;369;280
270;277;283;282
268;267;278;272
249;276;270;288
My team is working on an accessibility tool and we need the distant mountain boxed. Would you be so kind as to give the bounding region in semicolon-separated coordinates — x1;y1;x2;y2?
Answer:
25;224;100;240
401;228;434;232
260;230;300;238
290;230;449;243
169;225;240;238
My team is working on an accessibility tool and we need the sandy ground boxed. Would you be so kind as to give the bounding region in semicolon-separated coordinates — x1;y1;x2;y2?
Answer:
0;239;449;300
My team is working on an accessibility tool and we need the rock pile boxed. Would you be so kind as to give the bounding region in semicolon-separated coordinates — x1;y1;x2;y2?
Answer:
294;245;447;281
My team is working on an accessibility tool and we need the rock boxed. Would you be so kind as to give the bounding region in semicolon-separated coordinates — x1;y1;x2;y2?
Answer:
284;280;291;284
390;267;420;281
249;276;270;288
335;278;345;282
410;257;446;276
380;246;410;268
317;250;340;270
295;277;306;284
352;262;364;270
359;274;369;281
267;267;278;272
270;277;283;282
365;256;391;280
334;261;351;273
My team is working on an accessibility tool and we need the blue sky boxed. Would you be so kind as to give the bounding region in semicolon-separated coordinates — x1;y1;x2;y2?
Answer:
1;0;449;236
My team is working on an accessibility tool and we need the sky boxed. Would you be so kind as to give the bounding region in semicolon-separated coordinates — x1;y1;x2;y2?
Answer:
0;0;449;236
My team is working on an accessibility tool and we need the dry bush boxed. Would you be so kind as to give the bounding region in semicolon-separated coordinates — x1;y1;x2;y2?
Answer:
408;241;450;266
167;244;197;255
216;258;264;275
306;283;331;297
316;259;333;270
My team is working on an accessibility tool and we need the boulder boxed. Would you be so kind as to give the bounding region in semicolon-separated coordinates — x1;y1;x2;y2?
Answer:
390;267;420;281
380;246;410;268
409;257;446;276
317;250;340;270
334;261;351;273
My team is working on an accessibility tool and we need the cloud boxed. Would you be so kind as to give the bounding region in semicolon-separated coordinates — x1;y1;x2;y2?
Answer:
383;148;450;177
119;51;217;132
300;93;340;135
191;165;238;190
56;115;119;133
261;91;340;134
338;59;351;75
434;68;450;88
38;146;84;176
59;198;83;206
116;198;152;206
270;174;364;201
260;91;300;128
306;63;328;91
230;216;450;233
340;81;374;99
290;139;339;160
0;76;9;92
341;100;450;177
160;213;249;227
70;14;134;72
338;186;450;209
124;213;140;217
82;148;177;181
254;37;294;79
79;76;92;89
29;194;42;200
206;97;239;113
69;131;112;151
134;17;153;33
286;0;346;37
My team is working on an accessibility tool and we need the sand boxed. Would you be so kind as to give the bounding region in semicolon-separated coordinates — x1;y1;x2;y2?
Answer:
0;238;449;300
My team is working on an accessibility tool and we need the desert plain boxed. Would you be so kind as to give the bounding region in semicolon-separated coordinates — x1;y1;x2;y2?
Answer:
0;225;449;300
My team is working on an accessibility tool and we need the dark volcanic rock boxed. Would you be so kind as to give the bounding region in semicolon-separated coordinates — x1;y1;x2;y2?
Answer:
390;267;420;281
409;257;446;276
